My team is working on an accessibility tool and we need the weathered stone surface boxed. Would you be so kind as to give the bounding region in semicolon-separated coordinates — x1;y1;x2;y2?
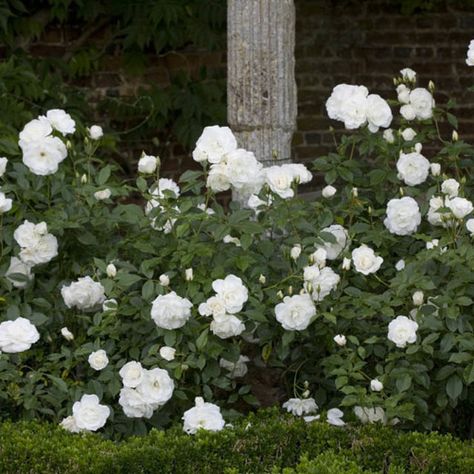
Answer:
227;0;297;166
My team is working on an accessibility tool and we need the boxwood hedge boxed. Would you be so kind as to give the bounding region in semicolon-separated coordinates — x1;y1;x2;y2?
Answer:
0;409;473;473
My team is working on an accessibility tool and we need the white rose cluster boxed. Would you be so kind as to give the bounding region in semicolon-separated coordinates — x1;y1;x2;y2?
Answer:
399;87;435;121
326;84;392;132
182;397;225;434
13;220;58;267
264;163;312;199
60;394;110;432
303;265;340;302
151;291;193;330
61;276;106;311
118;361;174;419
199;274;248;339
0;317;40;353
19;110;74;176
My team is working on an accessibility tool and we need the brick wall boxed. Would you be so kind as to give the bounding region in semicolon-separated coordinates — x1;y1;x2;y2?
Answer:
294;0;474;167
15;0;474;176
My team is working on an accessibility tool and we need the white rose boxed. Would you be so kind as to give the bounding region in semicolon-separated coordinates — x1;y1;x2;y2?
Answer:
388;315;418;348
0;317;40;353
466;40;474;66
384;196;421;236
212;274;248;314
400;67;417;81
185;268;194;281
21;136;67;175
447;197;473;219
198;296;226;318
60;416;82;433
150;178;180;200
18;116;52;145
72;394;110;432
282;397;318;416
466;218;474;235
61;276;106;311
400;104;416;121
334;334;347;346
412;290;424;306
311;248;327;268
210;313;245;339
0;191;12;213
18;233;58;266
322;185;336;198
395;259;405;271
136;368;174;405
138;154;158;174
396;84;411;104
265;165;295;199
150;291;193;330
370;379;384;392
354;406;387;424
275;294;316;331
119;361;145;388
327;408;345;426
383;128;395;143
61;327;74;341
409;88;435;120
325;84;368;129
46;109;76;135
306;266;340;302
119;387;155;419
88;349;109;371
94;188;112;200
5;257;33;288
88;125;103;140
192;125;237;164
290;244;302;260
401;128;416;141
0;157;8;176
441;178;460;197
430;163;441;176
352;245;383;275
106;263;117;278
219;355;250;378
160;346;176;361
427;196;446;227
159;274;170;286
226;149;265;196
182;397;225;434
283;163;313;184
317;224;349;260
396;152;430;186
365;94;392;132
206;163;230;192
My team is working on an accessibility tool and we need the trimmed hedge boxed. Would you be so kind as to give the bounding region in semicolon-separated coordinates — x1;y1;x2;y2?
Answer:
1;409;474;473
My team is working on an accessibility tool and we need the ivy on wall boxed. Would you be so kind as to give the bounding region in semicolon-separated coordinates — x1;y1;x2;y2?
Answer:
0;0;227;166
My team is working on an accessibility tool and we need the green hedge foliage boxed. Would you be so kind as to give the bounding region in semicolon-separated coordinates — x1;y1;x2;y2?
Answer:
0;409;473;473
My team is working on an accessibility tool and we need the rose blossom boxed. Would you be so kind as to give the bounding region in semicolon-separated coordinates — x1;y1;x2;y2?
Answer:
212;274;248;314
275;294;316;331
441;178;460;197
384;196;421;236
0;317;40;353
388;315;418;348
61;276;106;311
119;361;145;388
0;157;8;176
46;109;76;135
396;152;430;186
159;346;176;361
72;394;110;431
192;125;237;164
351;245;383;275
138;154;158;174
88;125;103;140
150;291;193;330
182;397;225;434
88;349;109;371
283;398;318;416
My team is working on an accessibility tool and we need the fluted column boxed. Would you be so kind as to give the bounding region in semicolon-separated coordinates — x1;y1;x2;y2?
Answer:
227;0;297;166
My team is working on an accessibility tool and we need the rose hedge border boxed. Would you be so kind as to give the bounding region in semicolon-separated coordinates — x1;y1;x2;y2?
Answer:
0;409;473;473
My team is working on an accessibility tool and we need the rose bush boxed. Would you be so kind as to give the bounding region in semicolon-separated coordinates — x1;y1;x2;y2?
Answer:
1;48;474;438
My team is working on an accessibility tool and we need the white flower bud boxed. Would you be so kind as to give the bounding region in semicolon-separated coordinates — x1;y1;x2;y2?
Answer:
159;346;176;361
185;268;194;281
138;153;158;174
94;189;112;201
159;274;170;286
333;334;347;347
259;274;266;284
412;290;424;306
88;125;104;140
414;142;423;153
288;285;293;295
61;327;74;341
395;259;405;271
351;187;358;198
401;128;417;141
277;290;284;299
302;390;310;398
426;239;439;250
428;80;435;93
322;185;337;198
370;379;384;392
452;130;459;142
106;263;117;278
290;244;302;260
81;174;87;184
383;128;395;143
312;248;327;269
430;163;441;177
342;257;351;270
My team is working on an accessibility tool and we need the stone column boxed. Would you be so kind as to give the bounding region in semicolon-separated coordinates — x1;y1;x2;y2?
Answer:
227;0;297;166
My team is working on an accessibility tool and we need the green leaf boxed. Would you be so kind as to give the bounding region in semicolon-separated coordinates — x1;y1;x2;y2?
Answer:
446;374;463;400
396;373;412;392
